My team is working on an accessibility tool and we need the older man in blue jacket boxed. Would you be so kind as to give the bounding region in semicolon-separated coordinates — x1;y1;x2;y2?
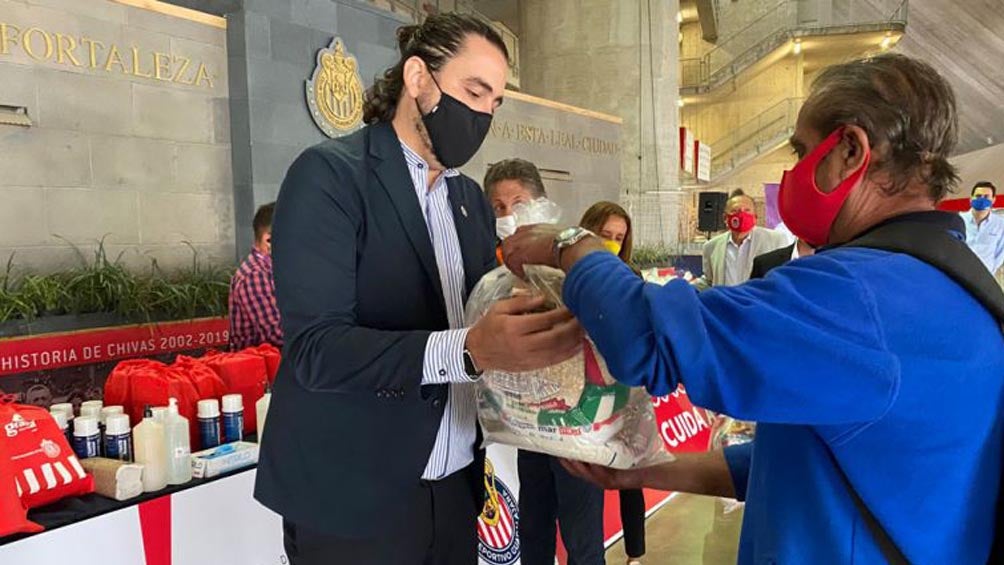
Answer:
504;54;1004;563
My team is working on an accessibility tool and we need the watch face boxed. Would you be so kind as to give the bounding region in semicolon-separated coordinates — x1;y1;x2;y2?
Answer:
558;227;582;243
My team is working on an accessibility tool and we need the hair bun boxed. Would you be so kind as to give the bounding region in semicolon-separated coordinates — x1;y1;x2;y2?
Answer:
397;25;420;54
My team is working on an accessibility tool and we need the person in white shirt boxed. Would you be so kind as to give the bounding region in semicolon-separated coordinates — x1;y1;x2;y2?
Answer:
698;190;790;288
961;181;1004;274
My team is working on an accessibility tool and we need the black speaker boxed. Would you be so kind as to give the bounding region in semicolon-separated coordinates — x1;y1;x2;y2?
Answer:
698;192;728;232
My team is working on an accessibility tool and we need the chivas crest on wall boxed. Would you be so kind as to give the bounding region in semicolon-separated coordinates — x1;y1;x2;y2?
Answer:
306;38;364;137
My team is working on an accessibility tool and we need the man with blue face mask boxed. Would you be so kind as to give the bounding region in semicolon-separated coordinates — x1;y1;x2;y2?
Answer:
962;181;1004;274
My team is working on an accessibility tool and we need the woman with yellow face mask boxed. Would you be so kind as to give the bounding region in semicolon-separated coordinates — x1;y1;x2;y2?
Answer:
580;202;633;264
578;202;645;565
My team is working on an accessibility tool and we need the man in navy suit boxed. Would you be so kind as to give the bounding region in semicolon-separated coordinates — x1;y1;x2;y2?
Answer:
254;13;583;565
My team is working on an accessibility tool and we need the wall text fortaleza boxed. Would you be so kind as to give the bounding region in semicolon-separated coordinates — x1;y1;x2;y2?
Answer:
0;22;215;89
490;120;621;157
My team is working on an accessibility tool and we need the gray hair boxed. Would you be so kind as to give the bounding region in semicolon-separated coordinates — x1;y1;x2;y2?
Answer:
805;53;959;200
483;158;547;200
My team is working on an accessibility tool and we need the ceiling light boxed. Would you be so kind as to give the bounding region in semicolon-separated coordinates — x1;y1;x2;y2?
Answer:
880;33;892;50
793;39;802;55
677;99;685;108
677;12;684;23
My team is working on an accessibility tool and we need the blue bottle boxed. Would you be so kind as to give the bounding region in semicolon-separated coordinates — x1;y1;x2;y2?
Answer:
197;399;221;449
221;394;244;443
103;413;133;462
72;416;100;459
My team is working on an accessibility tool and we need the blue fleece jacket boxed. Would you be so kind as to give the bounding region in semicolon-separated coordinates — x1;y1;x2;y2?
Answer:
564;241;1004;563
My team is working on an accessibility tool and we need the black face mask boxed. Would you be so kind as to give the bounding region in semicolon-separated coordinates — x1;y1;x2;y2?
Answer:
418;74;493;168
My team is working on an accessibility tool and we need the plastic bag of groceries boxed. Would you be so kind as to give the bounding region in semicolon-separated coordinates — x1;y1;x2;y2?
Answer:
466;199;670;469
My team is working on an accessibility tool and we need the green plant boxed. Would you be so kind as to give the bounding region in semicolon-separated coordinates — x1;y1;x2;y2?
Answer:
632;245;680;270
58;236;135;316
17;274;69;317
0;240;235;327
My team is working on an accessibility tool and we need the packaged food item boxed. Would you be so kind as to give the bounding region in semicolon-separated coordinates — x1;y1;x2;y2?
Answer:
465;264;670;469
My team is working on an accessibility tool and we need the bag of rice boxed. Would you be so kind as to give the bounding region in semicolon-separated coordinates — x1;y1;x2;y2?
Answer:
465;264;671;469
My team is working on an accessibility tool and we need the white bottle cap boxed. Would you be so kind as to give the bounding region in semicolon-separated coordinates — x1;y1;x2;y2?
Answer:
151;407;169;422
197;399;220;418
222;394;243;413
50;403;74;420
101;406;124;424
51;410;68;431
105;413;131;436
80;405;102;420
73;416;99;437
81;400;103;411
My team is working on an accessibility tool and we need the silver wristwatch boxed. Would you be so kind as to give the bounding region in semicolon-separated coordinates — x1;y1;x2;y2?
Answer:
553;227;594;267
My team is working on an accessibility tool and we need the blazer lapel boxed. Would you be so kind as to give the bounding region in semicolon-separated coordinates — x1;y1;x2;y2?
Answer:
713;235;728;286
368;123;446;311
446;176;485;296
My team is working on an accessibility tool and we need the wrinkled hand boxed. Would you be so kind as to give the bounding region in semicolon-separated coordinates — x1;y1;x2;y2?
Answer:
501;224;565;278
466;293;584;372
560;460;648;490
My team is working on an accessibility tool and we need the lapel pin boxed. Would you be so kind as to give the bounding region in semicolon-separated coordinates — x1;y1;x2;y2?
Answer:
461;205;468;218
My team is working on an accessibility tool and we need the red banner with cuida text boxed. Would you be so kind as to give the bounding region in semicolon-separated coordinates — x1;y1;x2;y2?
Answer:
0;318;229;377
651;386;713;453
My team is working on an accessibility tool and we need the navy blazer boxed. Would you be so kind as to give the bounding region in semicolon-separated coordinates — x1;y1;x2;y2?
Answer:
254;122;497;537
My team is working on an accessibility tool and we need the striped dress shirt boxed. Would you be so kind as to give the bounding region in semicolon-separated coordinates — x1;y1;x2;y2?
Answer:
401;142;479;481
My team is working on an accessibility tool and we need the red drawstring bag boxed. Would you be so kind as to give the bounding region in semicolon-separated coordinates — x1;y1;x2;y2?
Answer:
105;359;201;446
241;344;281;384
172;356;227;401
0;402;94;511
0;417;43;537
200;351;268;434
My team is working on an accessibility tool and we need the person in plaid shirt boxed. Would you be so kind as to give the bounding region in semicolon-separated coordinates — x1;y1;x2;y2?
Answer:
229;202;282;351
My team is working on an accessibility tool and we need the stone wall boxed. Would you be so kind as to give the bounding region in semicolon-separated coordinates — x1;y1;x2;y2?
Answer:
226;0;408;257
463;93;622;224
0;0;233;273
518;0;682;245
227;0;625;255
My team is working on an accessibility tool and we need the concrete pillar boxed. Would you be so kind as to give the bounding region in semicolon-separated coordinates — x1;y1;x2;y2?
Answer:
518;0;682;246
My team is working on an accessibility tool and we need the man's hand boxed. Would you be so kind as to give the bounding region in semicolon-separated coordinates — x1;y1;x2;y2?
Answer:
501;224;563;278
503;225;607;278
466;293;584;372
562;450;739;498
560;460;649;490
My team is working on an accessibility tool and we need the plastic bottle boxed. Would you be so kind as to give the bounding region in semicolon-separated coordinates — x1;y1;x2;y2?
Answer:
221;394;244;443
197;399;221;450
255;382;272;443
134;406;168;492
164;398;192;485
72;416;100;459
151;406;169;423
50;403;74;419
51;410;71;445
104;413;133;462
79;400;103;420
97;406;124;457
101;405;124;423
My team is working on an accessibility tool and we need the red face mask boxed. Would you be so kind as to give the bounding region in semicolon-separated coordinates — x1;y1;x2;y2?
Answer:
725;210;757;234
778;127;871;247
